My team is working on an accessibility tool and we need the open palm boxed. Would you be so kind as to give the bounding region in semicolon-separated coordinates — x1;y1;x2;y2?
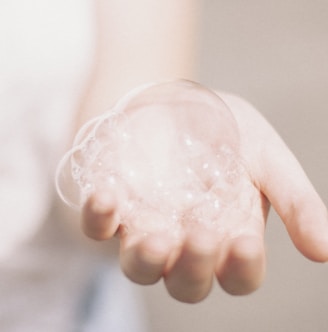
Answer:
81;89;328;303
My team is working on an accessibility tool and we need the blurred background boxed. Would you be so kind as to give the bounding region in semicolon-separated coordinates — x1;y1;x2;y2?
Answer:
143;1;328;331
2;1;327;331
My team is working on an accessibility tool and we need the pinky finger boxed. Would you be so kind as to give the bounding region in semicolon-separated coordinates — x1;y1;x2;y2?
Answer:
81;192;120;240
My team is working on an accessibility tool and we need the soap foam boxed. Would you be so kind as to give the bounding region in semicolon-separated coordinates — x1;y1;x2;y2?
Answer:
56;80;252;235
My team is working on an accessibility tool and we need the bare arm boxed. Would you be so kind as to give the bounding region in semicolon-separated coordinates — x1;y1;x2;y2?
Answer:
76;0;200;127
73;0;328;303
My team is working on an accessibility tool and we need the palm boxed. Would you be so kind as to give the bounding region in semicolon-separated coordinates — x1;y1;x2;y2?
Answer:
82;90;328;303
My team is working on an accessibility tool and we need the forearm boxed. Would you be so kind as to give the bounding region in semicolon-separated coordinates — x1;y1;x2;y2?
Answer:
77;0;200;128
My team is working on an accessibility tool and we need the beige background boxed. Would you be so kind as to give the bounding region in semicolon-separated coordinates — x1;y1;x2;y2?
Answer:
143;1;328;331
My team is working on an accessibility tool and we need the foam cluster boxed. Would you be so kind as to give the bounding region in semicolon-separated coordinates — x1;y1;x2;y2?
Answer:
56;80;248;235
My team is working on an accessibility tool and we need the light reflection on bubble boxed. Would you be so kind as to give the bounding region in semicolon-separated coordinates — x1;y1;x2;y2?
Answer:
56;80;252;235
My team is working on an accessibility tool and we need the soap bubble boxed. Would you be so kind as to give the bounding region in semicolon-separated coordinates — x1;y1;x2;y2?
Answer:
56;80;252;235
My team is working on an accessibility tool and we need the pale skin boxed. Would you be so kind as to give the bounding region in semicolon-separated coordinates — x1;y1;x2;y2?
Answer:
81;93;328;303
76;0;328;303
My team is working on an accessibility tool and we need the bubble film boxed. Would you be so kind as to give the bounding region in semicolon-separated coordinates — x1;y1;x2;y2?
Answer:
56;80;251;235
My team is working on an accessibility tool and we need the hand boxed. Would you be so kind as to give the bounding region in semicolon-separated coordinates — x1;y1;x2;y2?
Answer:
81;92;328;303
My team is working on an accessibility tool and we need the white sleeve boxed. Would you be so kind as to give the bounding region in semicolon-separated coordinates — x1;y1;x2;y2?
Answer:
0;0;95;260
0;117;51;259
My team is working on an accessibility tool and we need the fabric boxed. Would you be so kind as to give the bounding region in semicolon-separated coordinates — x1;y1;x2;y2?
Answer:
0;1;147;330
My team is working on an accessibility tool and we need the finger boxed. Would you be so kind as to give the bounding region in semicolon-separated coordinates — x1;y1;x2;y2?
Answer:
164;229;217;303
258;129;328;262
223;93;328;262
217;235;266;295
81;192;120;240
120;232;173;285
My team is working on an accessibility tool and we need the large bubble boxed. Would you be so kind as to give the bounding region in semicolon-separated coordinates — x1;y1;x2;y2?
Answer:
56;80;253;236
